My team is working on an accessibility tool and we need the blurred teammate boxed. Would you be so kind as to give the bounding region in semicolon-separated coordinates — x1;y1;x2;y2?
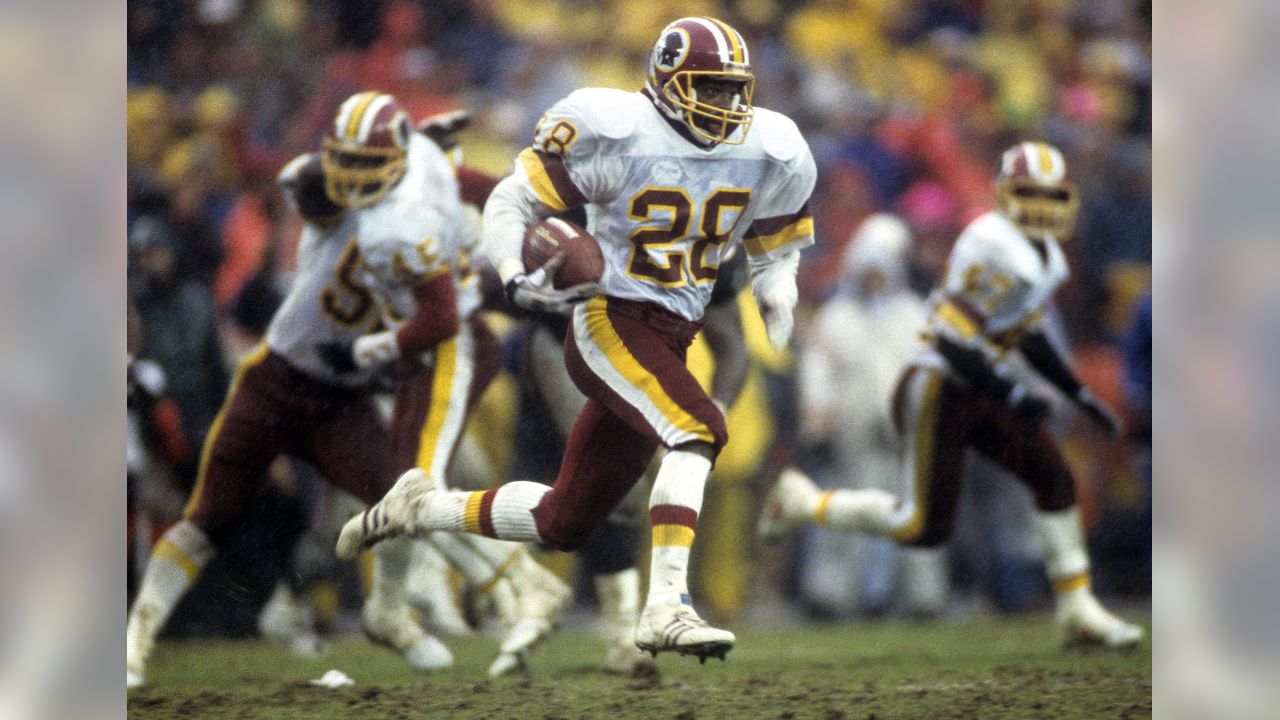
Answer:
794;214;945;617
761;142;1143;647
339;17;816;662
126;96;560;688
330;94;570;675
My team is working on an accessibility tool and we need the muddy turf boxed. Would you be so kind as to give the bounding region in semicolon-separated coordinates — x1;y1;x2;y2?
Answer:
129;611;1151;720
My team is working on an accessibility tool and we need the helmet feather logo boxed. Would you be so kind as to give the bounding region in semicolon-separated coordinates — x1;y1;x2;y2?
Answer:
655;29;689;72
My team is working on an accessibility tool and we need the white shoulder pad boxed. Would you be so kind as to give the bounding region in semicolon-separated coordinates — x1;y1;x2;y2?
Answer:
561;88;640;140
753;107;806;163
965;211;1025;253
276;152;315;187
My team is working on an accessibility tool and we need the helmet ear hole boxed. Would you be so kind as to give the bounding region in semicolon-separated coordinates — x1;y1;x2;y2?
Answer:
391;112;410;149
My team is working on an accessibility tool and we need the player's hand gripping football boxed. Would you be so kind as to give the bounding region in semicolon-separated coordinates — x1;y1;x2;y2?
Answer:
505;251;599;315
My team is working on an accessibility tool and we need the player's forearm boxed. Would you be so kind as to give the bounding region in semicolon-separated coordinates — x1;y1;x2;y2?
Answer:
457;166;501;207
934;334;1016;400
748;249;801;347
1018;330;1083;400
394;272;461;355
480;171;549;283
701;300;749;409
747;249;799;307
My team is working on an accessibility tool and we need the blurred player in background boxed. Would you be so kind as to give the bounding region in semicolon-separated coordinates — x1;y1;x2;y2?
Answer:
331;93;571;677
339;16;816;663
761;142;1143;647
127;94;564;687
793;214;946;618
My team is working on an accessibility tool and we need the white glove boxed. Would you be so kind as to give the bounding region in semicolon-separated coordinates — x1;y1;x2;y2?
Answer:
749;250;800;349
504;251;599;315
759;292;796;349
353;330;401;369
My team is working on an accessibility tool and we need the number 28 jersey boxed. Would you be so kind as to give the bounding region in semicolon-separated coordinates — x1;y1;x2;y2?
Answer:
517;88;817;322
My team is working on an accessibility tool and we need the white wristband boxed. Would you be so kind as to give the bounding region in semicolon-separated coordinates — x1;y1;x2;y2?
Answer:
497;256;525;285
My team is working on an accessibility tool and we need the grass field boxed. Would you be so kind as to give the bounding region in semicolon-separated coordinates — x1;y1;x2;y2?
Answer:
128;611;1151;720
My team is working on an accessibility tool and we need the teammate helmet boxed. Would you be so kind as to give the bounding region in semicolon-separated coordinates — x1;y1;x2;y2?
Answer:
322;91;412;209
994;141;1079;242
646;17;755;145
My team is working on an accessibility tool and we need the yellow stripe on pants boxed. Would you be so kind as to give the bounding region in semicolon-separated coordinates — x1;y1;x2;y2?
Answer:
182;345;269;519
416;337;459;476
891;372;943;544
582;297;714;444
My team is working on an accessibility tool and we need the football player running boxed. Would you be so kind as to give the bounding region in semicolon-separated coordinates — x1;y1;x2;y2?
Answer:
126;96;563;689
759;142;1144;648
127;103;454;688
339;17;816;663
492;248;750;675
324;93;571;674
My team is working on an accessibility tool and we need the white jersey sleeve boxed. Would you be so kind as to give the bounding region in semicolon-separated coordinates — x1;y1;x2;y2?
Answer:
480;88;626;281
523;89;624;206
741;113;817;261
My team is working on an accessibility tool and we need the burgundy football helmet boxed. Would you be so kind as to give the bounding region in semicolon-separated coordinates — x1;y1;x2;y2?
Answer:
322;91;412;209
646;17;755;145
995;141;1080;242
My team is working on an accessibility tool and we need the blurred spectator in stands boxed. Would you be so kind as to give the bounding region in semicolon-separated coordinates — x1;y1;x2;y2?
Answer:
896;179;960;294
1076;140;1152;339
127;216;228;479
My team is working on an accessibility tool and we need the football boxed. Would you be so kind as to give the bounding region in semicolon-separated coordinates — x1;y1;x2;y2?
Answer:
521;217;605;288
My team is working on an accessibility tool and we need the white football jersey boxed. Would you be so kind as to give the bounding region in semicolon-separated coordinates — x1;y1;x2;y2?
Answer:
516;88;816;321
265;138;479;385
355;133;482;327
918;210;1070;369
264;207;380;387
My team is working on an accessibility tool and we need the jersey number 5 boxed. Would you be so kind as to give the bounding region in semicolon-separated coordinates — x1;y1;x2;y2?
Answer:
321;237;375;326
627;186;750;287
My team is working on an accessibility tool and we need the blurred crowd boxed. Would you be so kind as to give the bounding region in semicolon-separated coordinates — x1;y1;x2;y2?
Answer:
127;0;1151;632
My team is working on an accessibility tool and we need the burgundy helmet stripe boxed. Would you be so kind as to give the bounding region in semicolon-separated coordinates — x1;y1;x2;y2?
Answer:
685;17;730;64
703;16;747;64
357;95;395;144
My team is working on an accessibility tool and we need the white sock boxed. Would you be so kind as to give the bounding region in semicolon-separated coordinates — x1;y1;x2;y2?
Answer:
368;537;414;608
819;488;902;536
595;567;641;630
1035;506;1093;599
646;450;711;607
127;520;215;669
436;481;550;541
